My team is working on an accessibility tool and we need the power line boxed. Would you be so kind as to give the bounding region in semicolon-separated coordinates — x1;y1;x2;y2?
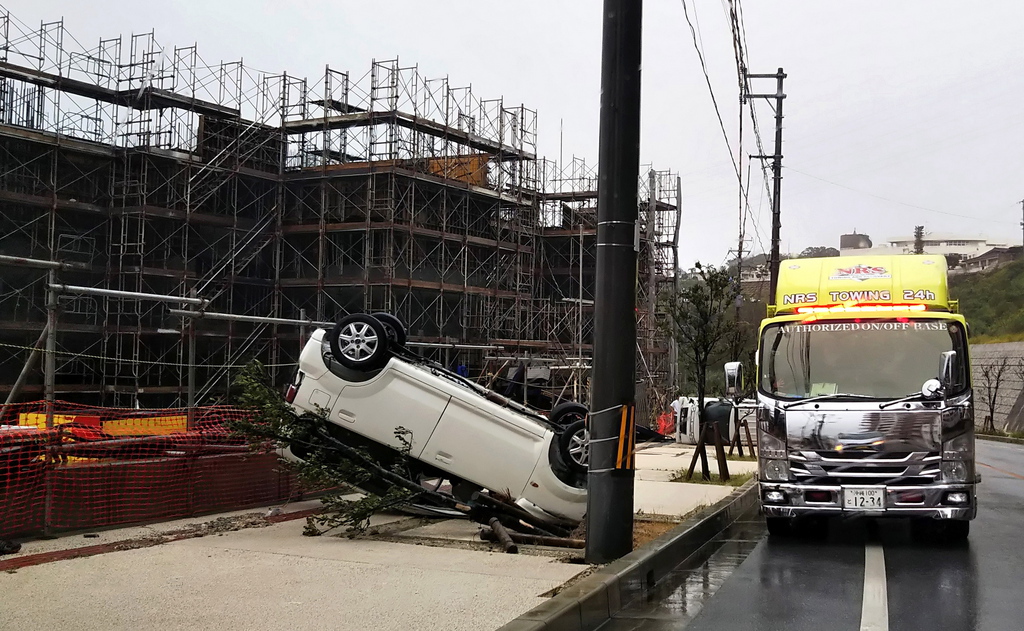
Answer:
734;2;775;213
747;159;770;256
728;0;772;260
726;0;774;258
785;166;1018;225
677;0;771;260
680;0;740;182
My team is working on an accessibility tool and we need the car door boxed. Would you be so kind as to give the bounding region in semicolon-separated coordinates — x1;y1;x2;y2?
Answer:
330;363;451;458
420;391;546;498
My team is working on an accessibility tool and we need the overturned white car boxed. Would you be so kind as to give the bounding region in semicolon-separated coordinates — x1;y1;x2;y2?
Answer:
282;313;589;525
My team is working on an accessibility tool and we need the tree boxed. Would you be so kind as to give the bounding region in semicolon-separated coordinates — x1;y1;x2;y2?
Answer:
977;356;1009;433
1009;358;1024;434
228;362;422;536
945;253;963;269
664;262;738;479
914;225;925;254
798;246;840;259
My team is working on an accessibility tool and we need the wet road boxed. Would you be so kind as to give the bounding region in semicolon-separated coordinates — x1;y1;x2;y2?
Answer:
603;439;1024;631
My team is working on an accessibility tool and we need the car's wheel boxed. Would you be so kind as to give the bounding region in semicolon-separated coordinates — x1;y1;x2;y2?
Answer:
559;419;589;475
371;312;407;347
549;402;588;426
765;516;793;537
329;314;391;371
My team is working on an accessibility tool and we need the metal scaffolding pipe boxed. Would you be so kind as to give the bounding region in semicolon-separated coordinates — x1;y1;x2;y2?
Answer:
50;284;208;306
0;323;49;421
167;309;503;350
0;254;87;271
169;310;501;350
409;342;502;350
483;356;560;363
168;309;330;327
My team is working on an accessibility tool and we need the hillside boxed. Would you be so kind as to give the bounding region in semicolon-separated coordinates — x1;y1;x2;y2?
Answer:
949;258;1024;341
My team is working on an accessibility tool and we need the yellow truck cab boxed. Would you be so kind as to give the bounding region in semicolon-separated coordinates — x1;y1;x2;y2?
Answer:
751;254;976;539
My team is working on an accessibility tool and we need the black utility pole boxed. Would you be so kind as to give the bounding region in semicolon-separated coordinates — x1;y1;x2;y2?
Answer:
586;0;643;565
748;68;786;299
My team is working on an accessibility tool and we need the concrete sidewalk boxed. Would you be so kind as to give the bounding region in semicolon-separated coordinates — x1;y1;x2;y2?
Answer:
632;441;758;515
0;441;750;631
1;516;583;631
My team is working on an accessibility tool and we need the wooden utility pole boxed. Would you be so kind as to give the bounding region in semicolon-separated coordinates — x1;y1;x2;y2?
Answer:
748;69;786;299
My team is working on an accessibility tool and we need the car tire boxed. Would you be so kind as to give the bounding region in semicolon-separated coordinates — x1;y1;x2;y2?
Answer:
549;402;588;426
371;312;407;347
765;516;793;537
559;419;589;475
329;313;391;371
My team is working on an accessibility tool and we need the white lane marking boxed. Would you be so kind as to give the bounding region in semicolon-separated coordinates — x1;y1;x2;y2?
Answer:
860;543;889;631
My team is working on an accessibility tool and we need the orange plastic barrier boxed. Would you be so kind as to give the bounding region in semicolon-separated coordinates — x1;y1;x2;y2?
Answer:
0;402;300;539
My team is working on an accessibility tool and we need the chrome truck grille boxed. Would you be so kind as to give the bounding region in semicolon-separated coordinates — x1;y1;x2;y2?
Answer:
789;450;940;486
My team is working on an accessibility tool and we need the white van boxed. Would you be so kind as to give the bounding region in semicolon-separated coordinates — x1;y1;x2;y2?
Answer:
281;313;589;525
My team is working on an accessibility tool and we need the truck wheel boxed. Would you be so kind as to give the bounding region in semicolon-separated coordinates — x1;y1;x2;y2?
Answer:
912;518;970;542
910;517;932;541
371;312;407;347
330;314;391;371
549;402;588;426
765;517;793;537
942;520;970;542
559;419;589;475
799;516;829;540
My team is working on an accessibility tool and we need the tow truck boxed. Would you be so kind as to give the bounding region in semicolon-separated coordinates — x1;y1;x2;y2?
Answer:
728;254;977;539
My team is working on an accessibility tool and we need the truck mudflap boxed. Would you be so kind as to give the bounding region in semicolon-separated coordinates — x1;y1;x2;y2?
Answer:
759;481;977;520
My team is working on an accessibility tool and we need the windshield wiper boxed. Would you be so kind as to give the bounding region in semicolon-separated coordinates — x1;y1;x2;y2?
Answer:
878;391;928;409
784;393;876;409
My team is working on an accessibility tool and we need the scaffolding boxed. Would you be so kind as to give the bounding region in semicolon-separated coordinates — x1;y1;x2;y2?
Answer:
0;10;681;421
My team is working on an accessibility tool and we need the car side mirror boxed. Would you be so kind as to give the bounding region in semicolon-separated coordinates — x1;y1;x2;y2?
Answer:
724;361;743;399
939;351;957;391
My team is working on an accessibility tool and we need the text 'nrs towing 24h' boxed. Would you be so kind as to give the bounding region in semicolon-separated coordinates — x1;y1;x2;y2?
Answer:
736;254;977;540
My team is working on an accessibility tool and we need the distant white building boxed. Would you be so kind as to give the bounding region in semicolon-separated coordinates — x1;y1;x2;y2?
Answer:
885;233;1008;257
839;232;1009;258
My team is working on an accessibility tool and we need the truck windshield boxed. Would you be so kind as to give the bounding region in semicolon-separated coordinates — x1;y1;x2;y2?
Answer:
759;318;968;400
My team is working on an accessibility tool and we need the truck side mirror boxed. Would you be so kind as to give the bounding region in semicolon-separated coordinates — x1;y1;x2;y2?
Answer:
724;361;743;398
939;350;957;391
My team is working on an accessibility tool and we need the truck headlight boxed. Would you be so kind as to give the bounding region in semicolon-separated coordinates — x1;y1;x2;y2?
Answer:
941;460;973;483
942;433;972;460
762;459;791;482
758;431;787;460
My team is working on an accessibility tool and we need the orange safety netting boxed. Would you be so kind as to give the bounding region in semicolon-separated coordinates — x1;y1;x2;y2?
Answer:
0;401;300;540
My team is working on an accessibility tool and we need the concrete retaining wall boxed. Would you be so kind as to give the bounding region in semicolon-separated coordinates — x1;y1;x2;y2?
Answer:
971;342;1024;431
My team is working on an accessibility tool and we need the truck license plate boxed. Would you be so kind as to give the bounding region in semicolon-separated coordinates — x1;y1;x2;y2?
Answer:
843;487;885;510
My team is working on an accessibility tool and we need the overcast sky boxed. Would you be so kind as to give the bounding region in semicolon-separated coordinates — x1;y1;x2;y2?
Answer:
5;1;1023;267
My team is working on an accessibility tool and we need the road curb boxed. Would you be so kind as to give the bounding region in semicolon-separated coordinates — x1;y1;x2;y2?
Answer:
978;434;1024;446
496;479;759;631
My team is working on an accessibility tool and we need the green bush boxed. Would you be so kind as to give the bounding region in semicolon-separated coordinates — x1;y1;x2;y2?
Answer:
950;259;1024;340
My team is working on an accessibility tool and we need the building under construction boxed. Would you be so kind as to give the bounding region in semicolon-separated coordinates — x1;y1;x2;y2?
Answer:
0;11;681;420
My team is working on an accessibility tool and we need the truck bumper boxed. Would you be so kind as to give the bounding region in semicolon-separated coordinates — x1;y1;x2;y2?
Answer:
759;481;977;520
